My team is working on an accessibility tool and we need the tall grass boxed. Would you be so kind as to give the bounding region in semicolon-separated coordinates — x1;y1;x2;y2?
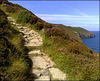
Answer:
0;9;35;81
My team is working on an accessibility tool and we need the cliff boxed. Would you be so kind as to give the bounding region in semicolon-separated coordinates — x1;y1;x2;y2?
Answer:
71;27;95;38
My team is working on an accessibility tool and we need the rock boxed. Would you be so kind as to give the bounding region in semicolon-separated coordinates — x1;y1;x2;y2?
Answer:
43;55;55;67
39;38;43;42
29;30;35;34
31;56;49;69
25;43;38;46
42;53;46;56
32;69;42;77
41;29;44;32
28;37;34;40
23;35;27;38
16;24;21;26
35;76;50;81
24;33;30;35
28;50;41;55
18;26;23;29
13;22;16;25
30;39;39;43
49;68;66;80
22;27;27;29
7;17;16;23
35;42;43;46
24;42;27;45
42;69;49;76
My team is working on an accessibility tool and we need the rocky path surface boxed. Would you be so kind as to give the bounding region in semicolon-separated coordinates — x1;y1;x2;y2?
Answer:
8;17;66;81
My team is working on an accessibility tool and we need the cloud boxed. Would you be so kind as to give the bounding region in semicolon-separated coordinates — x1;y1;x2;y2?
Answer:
36;13;99;31
36;14;99;23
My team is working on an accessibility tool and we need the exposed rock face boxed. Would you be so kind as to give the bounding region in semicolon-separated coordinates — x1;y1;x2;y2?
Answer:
73;30;95;38
72;27;95;38
79;33;95;38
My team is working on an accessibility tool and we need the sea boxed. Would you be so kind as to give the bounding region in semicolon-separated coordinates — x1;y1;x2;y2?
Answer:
82;31;99;54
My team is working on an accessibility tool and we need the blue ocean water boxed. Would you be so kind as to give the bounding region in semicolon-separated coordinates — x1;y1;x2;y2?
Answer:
82;31;99;53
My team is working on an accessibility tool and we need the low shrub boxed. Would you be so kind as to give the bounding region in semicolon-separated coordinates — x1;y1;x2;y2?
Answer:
45;27;69;40
34;21;44;30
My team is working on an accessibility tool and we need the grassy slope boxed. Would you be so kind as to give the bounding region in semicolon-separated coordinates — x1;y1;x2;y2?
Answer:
42;33;99;80
54;24;82;42
0;9;35;81
0;1;99;80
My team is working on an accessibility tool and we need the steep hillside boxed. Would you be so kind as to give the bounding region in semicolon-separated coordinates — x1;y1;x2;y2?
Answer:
0;1;99;81
0;9;35;81
0;1;94;39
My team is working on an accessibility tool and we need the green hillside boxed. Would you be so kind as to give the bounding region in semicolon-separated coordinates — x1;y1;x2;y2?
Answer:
0;1;99;81
54;24;82;42
0;9;35;81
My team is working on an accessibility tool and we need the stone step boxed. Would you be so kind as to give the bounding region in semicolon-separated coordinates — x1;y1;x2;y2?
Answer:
28;50;41;55
49;68;66;80
31;56;50;69
30;39;39;43
32;69;50;77
35;42;43;46
43;55;55;67
32;69;43;77
18;26;23;29
16;24;21;26
35;76;50;81
25;43;38;46
28;37;35;40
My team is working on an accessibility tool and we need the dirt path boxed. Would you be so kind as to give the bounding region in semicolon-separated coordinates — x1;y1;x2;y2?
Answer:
8;17;66;81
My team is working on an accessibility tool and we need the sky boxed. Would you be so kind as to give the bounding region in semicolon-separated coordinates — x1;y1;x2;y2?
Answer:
9;0;99;31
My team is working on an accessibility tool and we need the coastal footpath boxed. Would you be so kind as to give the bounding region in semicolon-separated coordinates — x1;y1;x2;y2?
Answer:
8;17;66;80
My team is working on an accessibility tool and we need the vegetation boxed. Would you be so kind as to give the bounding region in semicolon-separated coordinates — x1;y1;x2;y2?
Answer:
17;10;33;23
0;1;99;81
0;9;35;81
42;31;99;80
